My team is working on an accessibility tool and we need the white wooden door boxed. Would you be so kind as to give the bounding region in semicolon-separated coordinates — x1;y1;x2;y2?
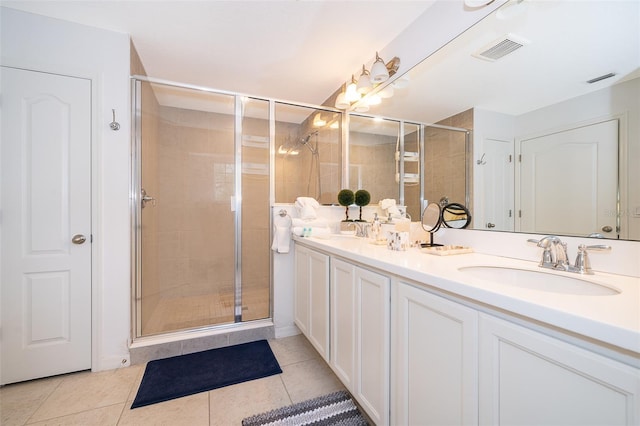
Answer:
480;138;514;232
1;67;92;385
518;120;618;237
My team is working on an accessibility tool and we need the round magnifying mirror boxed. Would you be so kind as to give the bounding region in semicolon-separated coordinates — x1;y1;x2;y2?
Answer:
421;202;443;247
441;203;472;229
421;202;442;232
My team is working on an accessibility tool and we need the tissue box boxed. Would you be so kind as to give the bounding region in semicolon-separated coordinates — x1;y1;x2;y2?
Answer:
387;231;409;251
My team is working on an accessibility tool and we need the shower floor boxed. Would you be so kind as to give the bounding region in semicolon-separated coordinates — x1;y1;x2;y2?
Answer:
141;286;270;336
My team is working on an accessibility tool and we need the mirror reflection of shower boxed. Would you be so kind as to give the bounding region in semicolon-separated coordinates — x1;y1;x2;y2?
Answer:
300;131;321;200
274;103;342;204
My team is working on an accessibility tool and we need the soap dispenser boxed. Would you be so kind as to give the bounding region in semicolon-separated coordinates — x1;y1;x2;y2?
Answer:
370;213;381;241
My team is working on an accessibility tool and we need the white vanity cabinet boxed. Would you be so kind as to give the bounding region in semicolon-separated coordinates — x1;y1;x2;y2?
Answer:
392;281;479;426
294;245;330;361
330;258;391;426
479;313;640;426
294;238;639;426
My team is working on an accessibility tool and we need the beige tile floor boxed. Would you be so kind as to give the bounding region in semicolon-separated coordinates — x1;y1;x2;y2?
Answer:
0;334;345;426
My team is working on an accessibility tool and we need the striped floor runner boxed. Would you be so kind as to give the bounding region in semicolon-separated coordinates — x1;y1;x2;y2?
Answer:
242;390;369;426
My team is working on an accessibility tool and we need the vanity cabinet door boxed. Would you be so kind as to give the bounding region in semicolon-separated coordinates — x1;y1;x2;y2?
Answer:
294;245;330;361
294;245;310;336
392;281;479;426
479;313;640;426
330;258;356;390
330;258;390;425
355;266;391;426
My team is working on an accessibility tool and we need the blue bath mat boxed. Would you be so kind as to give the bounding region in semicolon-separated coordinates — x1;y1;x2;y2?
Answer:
131;339;282;409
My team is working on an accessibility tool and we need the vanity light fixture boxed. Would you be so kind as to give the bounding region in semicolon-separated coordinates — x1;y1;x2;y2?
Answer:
334;83;350;109
345;75;361;103
353;103;370;113
333;54;401;110
277;145;299;156
370;52;390;83
367;93;382;106
313;112;326;127
356;65;372;94
378;85;394;98
392;73;410;89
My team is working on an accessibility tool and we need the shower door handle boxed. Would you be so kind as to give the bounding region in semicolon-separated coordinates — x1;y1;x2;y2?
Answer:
141;188;157;208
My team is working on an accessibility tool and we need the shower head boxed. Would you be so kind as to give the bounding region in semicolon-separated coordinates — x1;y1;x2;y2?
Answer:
300;130;318;145
298;131;319;154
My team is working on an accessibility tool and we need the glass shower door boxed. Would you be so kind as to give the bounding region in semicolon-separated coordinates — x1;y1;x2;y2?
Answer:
135;81;239;337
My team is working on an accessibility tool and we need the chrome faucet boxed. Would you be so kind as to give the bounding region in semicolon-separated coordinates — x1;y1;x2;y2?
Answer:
528;236;611;275
349;222;370;238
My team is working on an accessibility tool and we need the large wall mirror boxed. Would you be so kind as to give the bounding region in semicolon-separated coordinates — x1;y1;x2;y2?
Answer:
371;0;639;241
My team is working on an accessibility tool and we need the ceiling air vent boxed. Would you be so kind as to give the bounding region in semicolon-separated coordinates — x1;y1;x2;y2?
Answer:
473;34;529;62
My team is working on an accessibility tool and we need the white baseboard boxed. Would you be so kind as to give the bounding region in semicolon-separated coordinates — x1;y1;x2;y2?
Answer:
274;325;301;339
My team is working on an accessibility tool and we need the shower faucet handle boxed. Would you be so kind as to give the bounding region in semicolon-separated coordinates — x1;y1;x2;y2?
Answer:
141;188;157;208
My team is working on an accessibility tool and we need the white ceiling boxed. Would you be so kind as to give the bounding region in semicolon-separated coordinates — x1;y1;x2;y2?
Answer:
4;0;638;126
2;0;434;106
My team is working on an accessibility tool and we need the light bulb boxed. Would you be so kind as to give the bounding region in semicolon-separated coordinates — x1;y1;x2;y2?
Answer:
335;91;350;109
370;52;389;83
356;65;372;94
313;113;326;127
345;75;361;103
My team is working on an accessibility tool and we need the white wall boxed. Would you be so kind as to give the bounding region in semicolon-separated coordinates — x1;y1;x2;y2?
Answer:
1;7;132;370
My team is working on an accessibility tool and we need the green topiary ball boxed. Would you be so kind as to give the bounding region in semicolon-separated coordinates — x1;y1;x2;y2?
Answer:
354;189;371;207
337;189;355;206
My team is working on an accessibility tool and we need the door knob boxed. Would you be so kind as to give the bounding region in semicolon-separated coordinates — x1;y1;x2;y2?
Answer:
601;225;613;233
486;222;496;229
72;234;87;244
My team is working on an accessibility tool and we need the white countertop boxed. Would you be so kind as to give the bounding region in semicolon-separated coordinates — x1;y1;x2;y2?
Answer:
294;235;640;356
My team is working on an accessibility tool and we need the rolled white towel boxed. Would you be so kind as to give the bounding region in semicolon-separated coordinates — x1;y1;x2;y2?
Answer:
292;217;329;228
380;199;401;217
295;197;320;220
292;227;330;237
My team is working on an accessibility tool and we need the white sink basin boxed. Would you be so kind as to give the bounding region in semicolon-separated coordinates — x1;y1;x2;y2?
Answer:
458;266;620;296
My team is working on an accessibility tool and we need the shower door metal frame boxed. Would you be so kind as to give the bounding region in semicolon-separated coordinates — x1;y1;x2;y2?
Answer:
129;76;272;341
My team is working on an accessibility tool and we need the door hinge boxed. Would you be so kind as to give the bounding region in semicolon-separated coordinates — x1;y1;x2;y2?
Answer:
518;210;522;218
90;234;94;243
518;154;522;162
509;209;512;218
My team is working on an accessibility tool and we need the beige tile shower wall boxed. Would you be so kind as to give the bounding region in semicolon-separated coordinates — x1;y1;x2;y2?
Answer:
156;106;236;306
425;109;473;218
